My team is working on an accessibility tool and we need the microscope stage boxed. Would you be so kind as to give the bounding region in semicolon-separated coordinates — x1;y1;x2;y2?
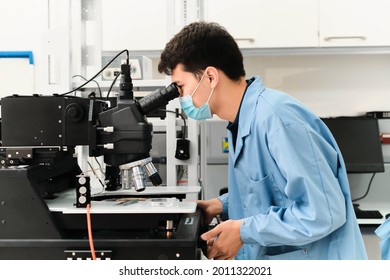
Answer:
46;186;200;214
92;185;201;197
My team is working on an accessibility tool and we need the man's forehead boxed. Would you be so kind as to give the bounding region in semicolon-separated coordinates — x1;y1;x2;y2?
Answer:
171;64;185;75
171;64;191;82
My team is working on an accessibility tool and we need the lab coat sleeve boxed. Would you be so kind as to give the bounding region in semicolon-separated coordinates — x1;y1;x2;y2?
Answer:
240;124;347;246
218;193;229;220
375;217;390;260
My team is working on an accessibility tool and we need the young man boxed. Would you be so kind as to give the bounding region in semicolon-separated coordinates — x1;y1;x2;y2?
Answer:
158;21;367;260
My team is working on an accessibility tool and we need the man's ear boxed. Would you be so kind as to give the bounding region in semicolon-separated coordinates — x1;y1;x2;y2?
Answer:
205;66;219;88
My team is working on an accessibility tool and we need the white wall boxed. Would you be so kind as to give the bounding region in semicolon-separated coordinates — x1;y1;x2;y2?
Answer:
0;0;47;94
244;54;390;117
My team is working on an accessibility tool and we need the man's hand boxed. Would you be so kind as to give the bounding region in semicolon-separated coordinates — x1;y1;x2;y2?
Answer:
197;198;223;225
200;220;243;260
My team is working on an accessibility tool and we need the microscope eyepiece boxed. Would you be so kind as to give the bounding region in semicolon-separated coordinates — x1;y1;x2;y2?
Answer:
137;83;179;115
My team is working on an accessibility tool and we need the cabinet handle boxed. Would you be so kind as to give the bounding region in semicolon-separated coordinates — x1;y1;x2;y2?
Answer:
324;36;367;41
234;38;255;43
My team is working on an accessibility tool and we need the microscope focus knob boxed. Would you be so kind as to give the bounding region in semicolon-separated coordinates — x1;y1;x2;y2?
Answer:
65;103;84;122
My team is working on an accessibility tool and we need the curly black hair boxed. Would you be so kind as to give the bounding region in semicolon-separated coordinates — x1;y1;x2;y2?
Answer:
158;21;245;81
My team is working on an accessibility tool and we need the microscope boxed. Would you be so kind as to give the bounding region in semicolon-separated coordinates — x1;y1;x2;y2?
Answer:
0;55;204;260
1;62;178;194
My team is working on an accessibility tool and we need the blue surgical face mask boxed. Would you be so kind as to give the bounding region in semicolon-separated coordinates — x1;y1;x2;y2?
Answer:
179;72;215;120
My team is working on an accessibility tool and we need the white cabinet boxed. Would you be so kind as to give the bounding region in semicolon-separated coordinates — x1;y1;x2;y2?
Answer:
205;0;390;49
319;0;390;47
204;0;318;48
101;0;167;51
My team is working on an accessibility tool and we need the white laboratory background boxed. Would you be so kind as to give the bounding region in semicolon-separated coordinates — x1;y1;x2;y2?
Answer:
1;0;390;261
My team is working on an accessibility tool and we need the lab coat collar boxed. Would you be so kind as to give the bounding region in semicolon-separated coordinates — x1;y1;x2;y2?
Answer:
233;76;265;165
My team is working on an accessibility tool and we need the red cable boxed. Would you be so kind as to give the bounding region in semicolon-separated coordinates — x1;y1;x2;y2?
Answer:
86;203;96;260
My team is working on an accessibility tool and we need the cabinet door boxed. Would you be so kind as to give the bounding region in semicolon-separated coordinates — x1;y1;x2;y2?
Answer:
101;0;167;51
319;0;390;47
204;0;318;48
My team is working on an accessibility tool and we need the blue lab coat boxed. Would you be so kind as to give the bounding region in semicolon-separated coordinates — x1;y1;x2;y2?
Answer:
375;217;390;259
219;77;367;259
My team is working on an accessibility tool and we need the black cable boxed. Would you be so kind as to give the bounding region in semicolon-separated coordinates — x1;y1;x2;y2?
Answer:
160;109;187;139
72;75;102;97
106;71;121;100
352;172;376;202
94;157;105;176
87;161;105;189
59;49;129;96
